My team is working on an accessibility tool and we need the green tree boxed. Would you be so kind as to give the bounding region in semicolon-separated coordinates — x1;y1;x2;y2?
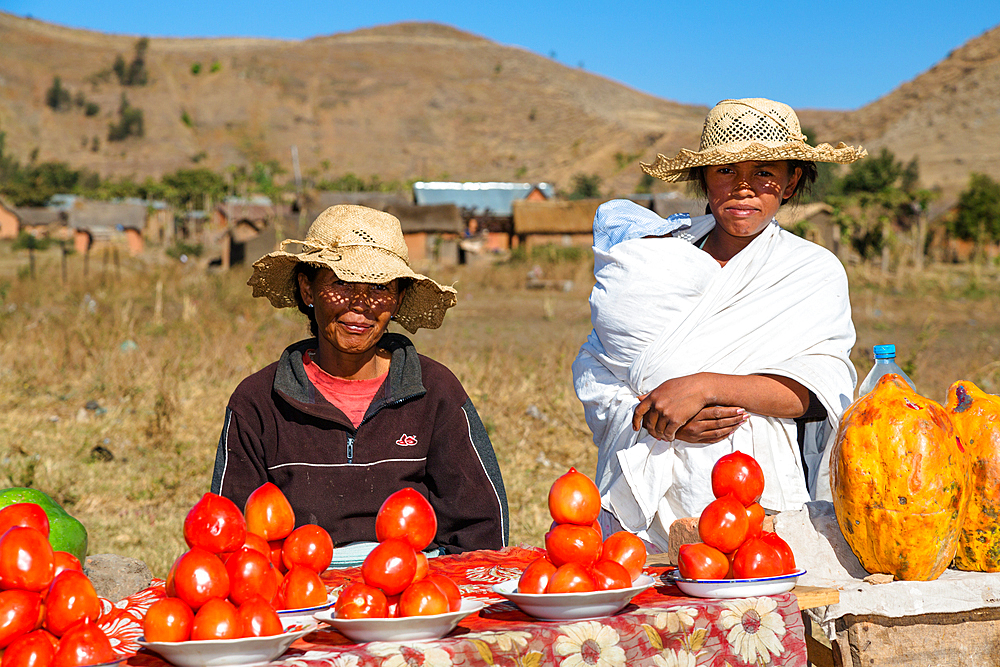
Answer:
108;94;144;141
951;173;1000;255
838;148;901;195
45;77;72;111
12;231;50;279
161;168;228;208
114;38;149;86
826;148;929;269
567;173;602;200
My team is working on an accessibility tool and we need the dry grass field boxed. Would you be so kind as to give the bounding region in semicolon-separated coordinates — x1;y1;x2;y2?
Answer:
1;243;998;577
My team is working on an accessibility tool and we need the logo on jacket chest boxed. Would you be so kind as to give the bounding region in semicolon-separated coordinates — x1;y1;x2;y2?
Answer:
395;434;418;447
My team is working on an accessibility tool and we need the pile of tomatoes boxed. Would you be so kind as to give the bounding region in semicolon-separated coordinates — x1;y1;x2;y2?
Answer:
678;452;797;580
518;467;647;594
144;483;334;642
0;502;116;667
334;488;462;619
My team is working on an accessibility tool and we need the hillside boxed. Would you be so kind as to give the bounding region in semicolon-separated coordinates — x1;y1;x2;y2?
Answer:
1;12;998;201
798;24;1000;199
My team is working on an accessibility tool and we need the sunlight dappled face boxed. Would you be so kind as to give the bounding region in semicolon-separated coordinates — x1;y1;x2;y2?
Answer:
300;268;402;359
705;161;801;240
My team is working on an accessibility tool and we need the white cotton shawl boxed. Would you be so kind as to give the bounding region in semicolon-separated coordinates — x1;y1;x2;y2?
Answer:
573;202;857;552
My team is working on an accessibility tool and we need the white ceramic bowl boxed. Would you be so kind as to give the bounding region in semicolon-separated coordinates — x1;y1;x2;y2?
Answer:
313;599;485;643
136;624;316;667
673;569;806;598
277;596;335;625
491;574;655;621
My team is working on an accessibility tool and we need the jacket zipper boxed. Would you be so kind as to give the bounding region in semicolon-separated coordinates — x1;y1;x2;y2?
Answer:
346;396;415;465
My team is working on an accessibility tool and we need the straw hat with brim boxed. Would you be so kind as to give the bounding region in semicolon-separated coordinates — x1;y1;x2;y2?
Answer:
641;98;867;183
247;205;457;333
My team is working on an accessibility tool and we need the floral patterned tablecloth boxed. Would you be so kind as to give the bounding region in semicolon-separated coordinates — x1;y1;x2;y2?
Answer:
107;546;807;667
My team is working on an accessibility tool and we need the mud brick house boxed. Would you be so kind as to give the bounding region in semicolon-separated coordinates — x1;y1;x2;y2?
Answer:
413;182;553;252
69;200;147;255
511;198;603;250
0;198;19;239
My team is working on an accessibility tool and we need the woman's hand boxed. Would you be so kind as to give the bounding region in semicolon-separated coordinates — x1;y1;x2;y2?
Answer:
632;372;810;442
632;374;716;441
674;406;747;443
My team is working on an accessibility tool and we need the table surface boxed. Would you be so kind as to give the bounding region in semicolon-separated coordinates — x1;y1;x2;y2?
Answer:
108;546;811;667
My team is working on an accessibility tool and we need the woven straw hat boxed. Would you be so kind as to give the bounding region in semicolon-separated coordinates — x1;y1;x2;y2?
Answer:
641;98;867;182
247;205;457;333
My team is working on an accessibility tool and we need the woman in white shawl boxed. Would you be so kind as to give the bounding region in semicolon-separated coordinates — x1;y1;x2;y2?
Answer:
573;98;866;552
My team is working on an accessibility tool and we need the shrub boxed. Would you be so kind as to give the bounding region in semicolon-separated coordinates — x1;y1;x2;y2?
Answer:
45;77;72;111
566;173;602;200
108;94;144;141
951;173;1000;243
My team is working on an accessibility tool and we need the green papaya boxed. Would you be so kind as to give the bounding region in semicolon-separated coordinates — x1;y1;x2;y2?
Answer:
0;487;88;562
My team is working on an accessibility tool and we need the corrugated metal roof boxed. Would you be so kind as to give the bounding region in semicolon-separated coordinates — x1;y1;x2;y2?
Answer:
412;182;554;216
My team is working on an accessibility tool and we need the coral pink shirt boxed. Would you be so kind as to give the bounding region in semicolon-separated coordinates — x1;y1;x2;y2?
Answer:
303;350;388;428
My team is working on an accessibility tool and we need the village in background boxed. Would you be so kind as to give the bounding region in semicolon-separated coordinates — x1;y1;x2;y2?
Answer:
1;151;998;283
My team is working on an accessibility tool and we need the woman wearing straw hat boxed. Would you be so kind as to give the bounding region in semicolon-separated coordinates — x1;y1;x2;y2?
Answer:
212;205;508;555
573;98;865;552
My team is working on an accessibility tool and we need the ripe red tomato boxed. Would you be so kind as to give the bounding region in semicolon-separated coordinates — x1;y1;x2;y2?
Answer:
243;533;271;557
592;559;631;590
43;570;101;637
384;594;401;619
548;468;601;526
281;525;334;573
546;562;596;593
0;590;42;649
601;531;646;581
411;552;429;584
267;540;287;574
759;532;797;574
237;596;283;637
424;575;461;612
51;552;82;578
244;483;295;542
164;560;176;598
51;618;114;667
374;488;437;552
517;557;557;594
398;579;449;617
677;543;729;580
0;504;50;539
184;493;247;554
0;526;54;592
190;598;241;641
335;582;388;619
711;451;765;506
279;566;327;610
745;503;765;540
171;548;230;610
698;495;749;554
732;537;784;579
544;524;602;567
226;547;277;606
265;566;284;608
2;629;58;667
360;539;417;597
142;597;194;642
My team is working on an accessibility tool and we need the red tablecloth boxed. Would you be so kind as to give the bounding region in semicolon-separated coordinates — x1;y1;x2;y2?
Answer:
107;546;807;667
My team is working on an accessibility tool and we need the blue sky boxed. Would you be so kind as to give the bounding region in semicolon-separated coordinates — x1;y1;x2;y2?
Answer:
4;1;999;111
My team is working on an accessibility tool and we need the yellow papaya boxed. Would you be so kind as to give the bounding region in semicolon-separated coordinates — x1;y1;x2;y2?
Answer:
947;381;1000;572
830;374;969;581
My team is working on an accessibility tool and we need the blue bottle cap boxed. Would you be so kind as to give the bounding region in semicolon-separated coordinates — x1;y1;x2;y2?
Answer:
873;344;896;359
